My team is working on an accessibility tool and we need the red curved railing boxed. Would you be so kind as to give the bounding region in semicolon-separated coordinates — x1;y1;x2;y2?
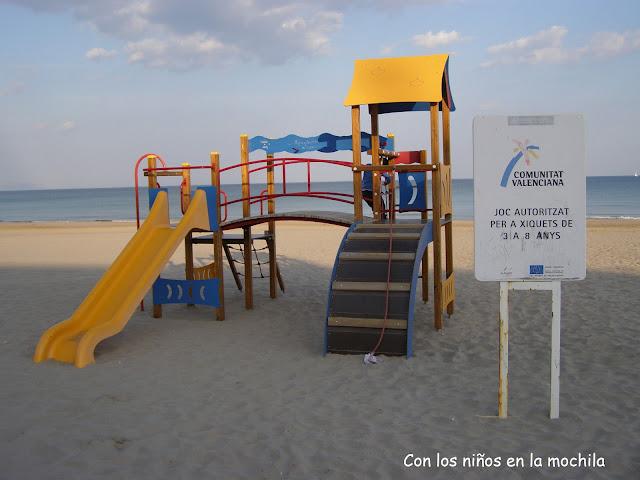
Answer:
219;190;228;222
140;156;355;224
219;157;354;217
134;153;167;229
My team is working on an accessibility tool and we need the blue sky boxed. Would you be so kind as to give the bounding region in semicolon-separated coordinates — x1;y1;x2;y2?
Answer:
1;0;639;189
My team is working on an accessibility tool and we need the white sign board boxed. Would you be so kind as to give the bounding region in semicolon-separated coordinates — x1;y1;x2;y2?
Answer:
473;114;586;281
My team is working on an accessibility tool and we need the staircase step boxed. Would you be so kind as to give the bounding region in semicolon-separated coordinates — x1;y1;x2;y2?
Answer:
330;291;410;319
335;260;414;283
356;226;424;234
349;232;421;240
343;238;419;253
357;223;424;229
332;281;411;292
328;316;407;330
326;326;407;355
339;252;415;261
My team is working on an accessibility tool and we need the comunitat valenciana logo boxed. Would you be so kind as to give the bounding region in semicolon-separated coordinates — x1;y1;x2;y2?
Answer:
500;140;540;187
500;139;565;188
500;140;564;188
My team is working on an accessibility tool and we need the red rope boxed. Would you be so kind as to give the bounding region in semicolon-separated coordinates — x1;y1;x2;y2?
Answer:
370;191;393;356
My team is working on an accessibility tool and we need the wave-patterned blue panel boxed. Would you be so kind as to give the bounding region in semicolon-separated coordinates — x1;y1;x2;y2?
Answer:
249;132;394;154
153;278;220;307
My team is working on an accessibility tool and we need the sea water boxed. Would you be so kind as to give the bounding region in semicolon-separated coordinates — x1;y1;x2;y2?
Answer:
0;177;637;222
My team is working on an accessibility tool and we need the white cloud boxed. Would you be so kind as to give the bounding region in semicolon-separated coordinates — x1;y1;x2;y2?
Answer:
487;26;566;55
5;0;353;68
300;11;343;55
483;26;640;67
30;121;76;131
85;47;118;61
60;120;76;131
125;33;226;70
483;26;570;66
413;30;465;49
0;81;26;97
281;17;306;31
586;30;640;58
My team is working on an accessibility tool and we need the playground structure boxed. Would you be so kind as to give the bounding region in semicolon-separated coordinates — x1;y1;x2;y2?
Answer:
326;54;455;355
33;54;455;366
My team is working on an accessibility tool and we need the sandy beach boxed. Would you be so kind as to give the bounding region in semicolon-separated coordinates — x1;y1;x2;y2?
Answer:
1;219;639;479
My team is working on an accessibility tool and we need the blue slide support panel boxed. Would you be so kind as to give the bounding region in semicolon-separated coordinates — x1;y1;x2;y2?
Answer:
149;186;220;308
153;278;220;308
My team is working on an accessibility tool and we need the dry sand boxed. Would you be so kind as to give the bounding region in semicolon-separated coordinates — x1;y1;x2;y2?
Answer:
0;220;639;479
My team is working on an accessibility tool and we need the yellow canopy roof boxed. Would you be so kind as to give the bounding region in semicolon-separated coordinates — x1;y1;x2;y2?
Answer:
343;54;454;113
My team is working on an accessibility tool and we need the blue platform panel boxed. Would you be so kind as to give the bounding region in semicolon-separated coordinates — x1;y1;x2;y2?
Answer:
148;187;169;210
249;132;394;155
149;186;219;232
398;172;427;212
195;186;219;231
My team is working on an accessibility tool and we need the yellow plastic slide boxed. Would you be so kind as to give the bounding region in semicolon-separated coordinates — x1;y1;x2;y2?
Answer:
34;189;211;368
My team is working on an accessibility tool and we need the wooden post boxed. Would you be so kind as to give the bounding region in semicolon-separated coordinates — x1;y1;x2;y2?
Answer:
147;155;163;319
180;163;191;213
351;106;363;222
267;153;277;299
420;150;430;220
243;226;253;309
442;103;451;166
370;104;382;221
430;103;442;329
388;160;396;223
210;151;225;320
432;165;442;330
147;155;159;190
442;102;454;315
182;163;194;307
240;134;253;309
240;135;251;218
387;133;396;221
420;149;429;303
